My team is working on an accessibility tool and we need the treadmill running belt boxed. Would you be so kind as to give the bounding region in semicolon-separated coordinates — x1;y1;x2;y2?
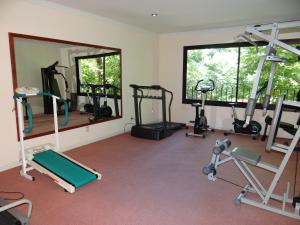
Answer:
33;150;97;188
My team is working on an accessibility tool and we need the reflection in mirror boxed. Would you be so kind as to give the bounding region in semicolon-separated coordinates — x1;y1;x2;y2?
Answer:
10;33;122;139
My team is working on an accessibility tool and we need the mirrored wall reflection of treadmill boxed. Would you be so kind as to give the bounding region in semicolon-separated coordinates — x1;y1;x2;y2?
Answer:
130;84;185;140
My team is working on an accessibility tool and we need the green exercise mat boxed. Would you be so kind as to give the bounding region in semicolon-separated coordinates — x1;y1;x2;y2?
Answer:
33;150;97;188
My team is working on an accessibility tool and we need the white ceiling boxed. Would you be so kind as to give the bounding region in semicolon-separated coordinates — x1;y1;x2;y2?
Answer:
46;0;300;33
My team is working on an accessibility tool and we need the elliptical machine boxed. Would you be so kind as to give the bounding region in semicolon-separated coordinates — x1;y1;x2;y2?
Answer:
186;79;215;138
85;83;119;123
224;81;268;139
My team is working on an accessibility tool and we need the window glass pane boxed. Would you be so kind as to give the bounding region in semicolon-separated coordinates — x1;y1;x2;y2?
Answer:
78;57;104;92
184;40;299;106
105;55;121;95
77;54;121;96
186;48;238;102
272;45;300;102
239;44;299;103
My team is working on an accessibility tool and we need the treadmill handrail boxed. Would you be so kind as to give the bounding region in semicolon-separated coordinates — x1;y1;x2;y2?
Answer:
164;89;173;124
130;84;163;90
130;84;174;126
130;84;174;92
138;88;143;125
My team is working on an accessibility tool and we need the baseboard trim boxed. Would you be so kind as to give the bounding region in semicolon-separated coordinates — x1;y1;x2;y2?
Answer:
0;161;21;173
0;129;125;173
61;129;125;153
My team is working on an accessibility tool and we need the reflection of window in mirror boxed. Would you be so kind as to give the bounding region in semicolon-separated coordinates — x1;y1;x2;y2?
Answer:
75;53;121;97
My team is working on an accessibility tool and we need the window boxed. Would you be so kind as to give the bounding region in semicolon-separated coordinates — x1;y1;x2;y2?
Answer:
76;52;121;97
183;40;300;107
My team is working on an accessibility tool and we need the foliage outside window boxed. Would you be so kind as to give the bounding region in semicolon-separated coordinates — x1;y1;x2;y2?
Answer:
76;53;121;97
183;40;300;107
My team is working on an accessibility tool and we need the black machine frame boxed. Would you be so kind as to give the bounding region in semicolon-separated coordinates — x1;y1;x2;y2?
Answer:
86;83;120;122
130;84;184;140
41;61;70;114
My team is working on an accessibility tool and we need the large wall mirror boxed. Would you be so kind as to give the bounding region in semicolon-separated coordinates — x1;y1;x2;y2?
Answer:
9;33;122;139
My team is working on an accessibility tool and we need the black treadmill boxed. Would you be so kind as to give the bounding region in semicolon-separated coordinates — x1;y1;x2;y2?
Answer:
129;84;185;140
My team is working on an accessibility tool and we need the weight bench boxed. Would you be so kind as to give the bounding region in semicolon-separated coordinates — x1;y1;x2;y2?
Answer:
231;148;261;166
203;138;300;220
202;95;300;220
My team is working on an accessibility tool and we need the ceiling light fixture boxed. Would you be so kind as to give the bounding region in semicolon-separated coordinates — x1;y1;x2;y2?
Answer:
151;13;158;17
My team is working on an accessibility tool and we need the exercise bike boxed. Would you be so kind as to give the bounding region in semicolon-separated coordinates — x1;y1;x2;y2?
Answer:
85;84;119;123
186;79;215;138
224;81;268;139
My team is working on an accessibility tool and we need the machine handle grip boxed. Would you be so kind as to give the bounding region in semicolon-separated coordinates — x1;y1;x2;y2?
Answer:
209;79;215;91
13;93;26;99
53;61;59;67
13;91;52;98
22;101;33;134
37;91;54;97
59;100;69;127
195;79;215;92
56;72;69;91
48;61;59;70
213;139;231;154
194;80;204;91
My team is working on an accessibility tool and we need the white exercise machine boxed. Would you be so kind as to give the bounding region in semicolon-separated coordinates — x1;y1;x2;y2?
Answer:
0;197;32;225
236;20;300;126
203;95;300;220
14;87;101;193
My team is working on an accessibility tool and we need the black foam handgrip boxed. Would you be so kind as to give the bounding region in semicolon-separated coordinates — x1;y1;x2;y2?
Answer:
65;80;68;89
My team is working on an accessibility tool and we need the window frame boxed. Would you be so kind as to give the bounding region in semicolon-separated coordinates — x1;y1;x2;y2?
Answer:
75;51;121;98
182;39;300;108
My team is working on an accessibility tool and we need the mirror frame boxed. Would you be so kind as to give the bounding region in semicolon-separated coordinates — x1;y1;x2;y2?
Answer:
9;32;123;140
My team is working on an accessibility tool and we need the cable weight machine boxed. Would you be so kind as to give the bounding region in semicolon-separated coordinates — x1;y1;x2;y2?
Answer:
203;95;300;220
223;21;300;139
237;21;300;127
41;61;70;114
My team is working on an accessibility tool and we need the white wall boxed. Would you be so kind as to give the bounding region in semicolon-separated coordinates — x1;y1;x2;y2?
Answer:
0;0;159;170
158;26;300;138
15;38;63;113
1;0;298;171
